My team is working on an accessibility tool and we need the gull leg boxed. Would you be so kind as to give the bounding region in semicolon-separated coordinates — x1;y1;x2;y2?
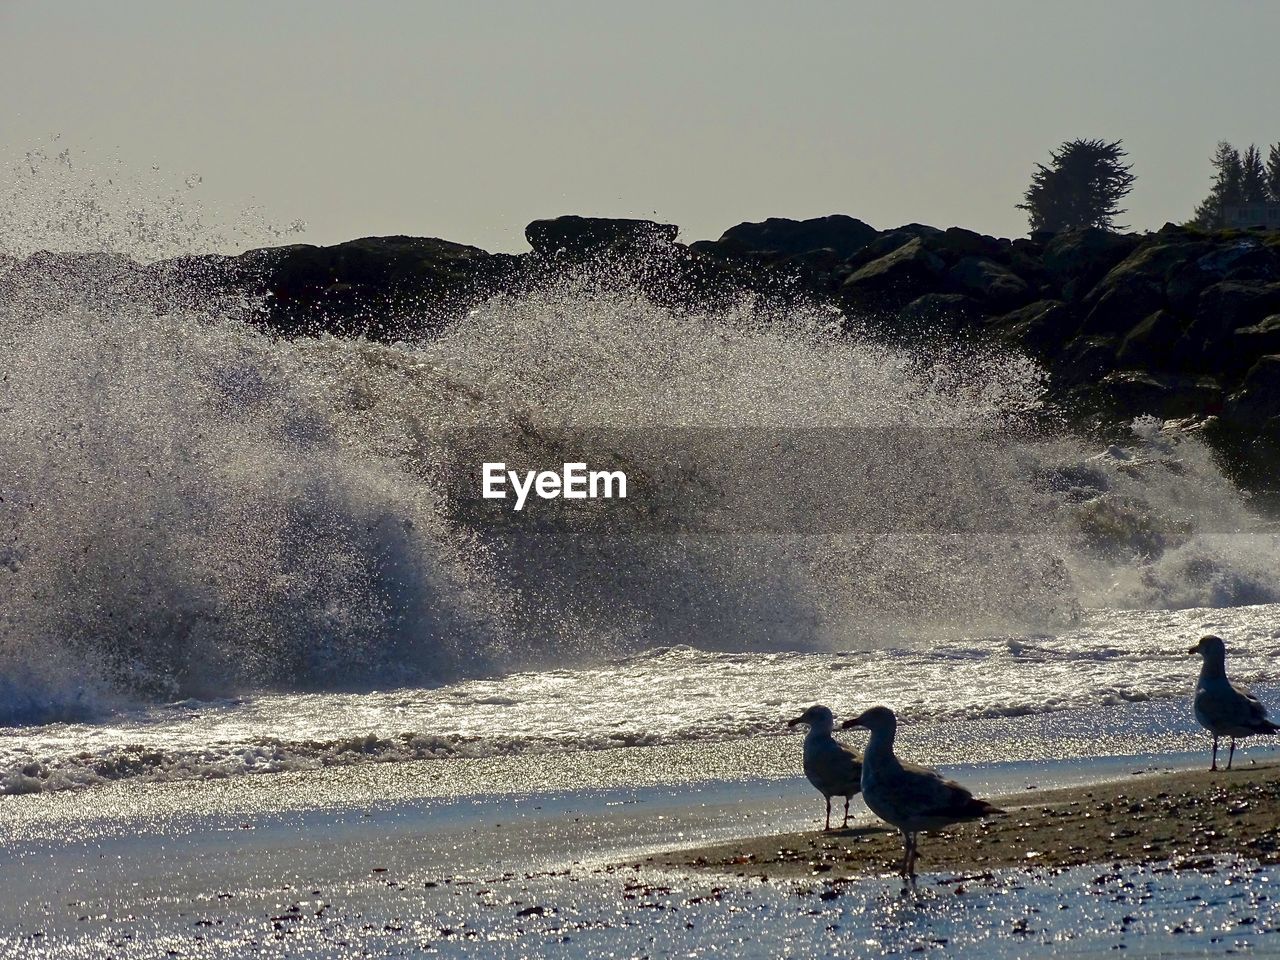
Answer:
899;830;911;878
907;833;919;884
1228;738;1236;770
842;796;851;829
824;796;832;832
1211;734;1219;771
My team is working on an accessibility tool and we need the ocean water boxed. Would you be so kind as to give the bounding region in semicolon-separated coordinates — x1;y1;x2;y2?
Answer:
2;160;1280;799
4;745;1278;959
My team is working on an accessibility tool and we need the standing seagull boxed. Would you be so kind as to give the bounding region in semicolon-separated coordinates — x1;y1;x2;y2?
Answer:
1190;634;1278;770
842;706;1002;881
787;704;862;831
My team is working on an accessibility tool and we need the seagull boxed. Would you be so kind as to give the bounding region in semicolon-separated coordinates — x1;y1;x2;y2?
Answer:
787;704;862;831
1190;634;1278;770
842;706;1002;880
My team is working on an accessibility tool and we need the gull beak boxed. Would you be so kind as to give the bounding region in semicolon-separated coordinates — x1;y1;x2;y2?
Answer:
840;717;862;730
1187;643;1201;654
787;716;805;727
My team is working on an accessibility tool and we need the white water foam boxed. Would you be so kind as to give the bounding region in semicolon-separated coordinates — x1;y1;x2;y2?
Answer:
1;153;1278;790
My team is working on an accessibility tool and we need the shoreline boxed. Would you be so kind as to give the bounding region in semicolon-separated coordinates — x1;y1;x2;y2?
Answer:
643;760;1280;880
3;750;1278;956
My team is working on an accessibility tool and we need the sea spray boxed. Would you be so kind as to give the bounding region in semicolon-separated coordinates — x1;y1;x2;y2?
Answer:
1;155;1278;728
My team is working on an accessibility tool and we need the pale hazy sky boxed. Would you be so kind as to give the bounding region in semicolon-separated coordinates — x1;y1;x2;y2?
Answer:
3;1;1278;253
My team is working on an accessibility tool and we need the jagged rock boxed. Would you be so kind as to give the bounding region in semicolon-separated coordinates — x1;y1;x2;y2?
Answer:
1084;370;1224;420
525;216;678;256
949;256;1030;308
896;293;986;333
715;215;878;260
1232;315;1280;364
986;299;1074;351
1191;282;1280;342
1166;261;1217;314
1217;354;1280;484
840;237;946;312
929;227;1007;263
233;236;504;338
1078;277;1166;337
1225;355;1280;434
1118;241;1214;285
1196;240;1280;284
1152;221;1204;242
1054;335;1120;384
1075;242;1213;336
844;225;943;270
1042;228;1143;301
1115;310;1191;370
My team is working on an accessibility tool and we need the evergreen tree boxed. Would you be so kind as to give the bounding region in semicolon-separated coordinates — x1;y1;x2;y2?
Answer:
1191;142;1243;228
1018;138;1136;233
1267;142;1280;203
1241;144;1269;203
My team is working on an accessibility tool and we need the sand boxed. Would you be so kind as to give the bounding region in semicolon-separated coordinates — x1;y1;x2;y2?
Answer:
646;760;1280;880
5;753;1280;957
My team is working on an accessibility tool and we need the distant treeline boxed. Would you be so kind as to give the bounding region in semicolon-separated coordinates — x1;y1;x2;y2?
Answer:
1190;142;1280;228
1018;138;1280;235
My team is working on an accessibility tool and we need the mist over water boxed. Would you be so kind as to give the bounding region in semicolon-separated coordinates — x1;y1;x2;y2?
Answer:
1;157;1278;734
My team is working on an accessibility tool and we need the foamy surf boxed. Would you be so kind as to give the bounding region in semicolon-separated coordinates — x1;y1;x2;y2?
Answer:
2;157;1278;797
4;603;1277;795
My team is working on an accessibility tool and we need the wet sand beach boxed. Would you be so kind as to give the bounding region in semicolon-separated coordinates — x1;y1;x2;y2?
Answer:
649;760;1280;880
3;748;1279;957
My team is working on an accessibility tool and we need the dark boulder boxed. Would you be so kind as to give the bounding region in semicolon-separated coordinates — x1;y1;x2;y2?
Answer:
1080;370;1224;421
1076;242;1211;336
1160;241;1274;313
948;256;1030;308
1217;354;1280;486
928;227;1007;263
844;231;914;270
1191;282;1280;342
715;215;878;260
1042;228;1143;301
1231;315;1280;372
525;216;679;257
1166;260;1217;314
1196;240;1280;285
986;299;1075;352
844;225;944;270
1078;276;1167;337
227;236;504;338
1154;221;1201;239
896;293;986;334
1053;335;1120;384
1115;309;1193;371
840;237;946;312
1224;354;1280;438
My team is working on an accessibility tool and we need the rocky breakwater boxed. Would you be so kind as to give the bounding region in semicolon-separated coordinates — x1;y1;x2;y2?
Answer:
692;216;1280;488
4;213;1279;486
